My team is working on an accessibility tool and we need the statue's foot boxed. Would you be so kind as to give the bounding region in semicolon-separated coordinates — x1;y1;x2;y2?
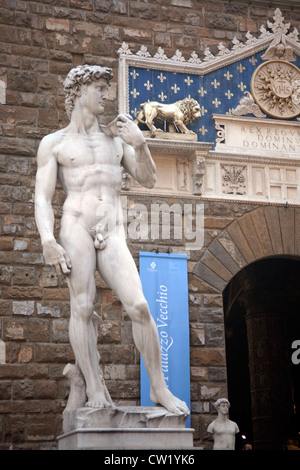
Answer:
150;386;189;416
85;391;115;409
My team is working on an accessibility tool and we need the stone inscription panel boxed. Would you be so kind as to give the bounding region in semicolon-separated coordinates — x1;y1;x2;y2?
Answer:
213;115;300;159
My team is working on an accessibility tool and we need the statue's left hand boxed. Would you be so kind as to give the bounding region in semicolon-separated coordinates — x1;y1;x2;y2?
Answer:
116;114;146;147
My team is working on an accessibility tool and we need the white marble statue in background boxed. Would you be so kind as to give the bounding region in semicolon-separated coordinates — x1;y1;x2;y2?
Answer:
34;64;189;416
207;398;239;450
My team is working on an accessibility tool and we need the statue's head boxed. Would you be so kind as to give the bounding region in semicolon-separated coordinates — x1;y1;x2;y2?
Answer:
63;65;113;118
214;398;230;410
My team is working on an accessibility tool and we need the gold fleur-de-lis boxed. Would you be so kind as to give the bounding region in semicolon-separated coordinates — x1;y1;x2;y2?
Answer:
144;80;153;91
225;90;234;99
158;92;167;102
211;79;220;89
184;76;194;86
238;82;247;92
199;106;208;115
224;71;233;80
249;56;257;66
198;86;207;97
130;69;139;80
157;72;166;83
212;98;221;108
130;88;140;99
171;84;180;93
199;125;208;136
237;63;245;73
131;107;139;118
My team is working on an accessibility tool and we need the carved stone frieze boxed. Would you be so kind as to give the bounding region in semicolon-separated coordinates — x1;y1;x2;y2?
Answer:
203;153;300;204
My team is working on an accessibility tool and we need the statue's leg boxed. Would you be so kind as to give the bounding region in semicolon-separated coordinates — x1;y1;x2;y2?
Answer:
96;234;189;415
60;218;112;408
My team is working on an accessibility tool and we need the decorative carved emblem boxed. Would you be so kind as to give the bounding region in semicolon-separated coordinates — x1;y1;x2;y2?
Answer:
251;60;300;119
193;155;205;195
222;165;247;195
215;123;225;143
228;91;266;118
261;34;296;62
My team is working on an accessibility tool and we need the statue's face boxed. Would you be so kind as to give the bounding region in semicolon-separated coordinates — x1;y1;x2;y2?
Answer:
80;78;109;115
219;402;229;415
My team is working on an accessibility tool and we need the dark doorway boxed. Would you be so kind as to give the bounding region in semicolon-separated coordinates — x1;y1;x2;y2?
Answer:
223;257;300;450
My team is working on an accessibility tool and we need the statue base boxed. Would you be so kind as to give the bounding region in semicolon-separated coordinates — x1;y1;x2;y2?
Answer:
58;406;194;450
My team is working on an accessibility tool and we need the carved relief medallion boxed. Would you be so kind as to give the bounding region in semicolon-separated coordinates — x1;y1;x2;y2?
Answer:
251;60;300;119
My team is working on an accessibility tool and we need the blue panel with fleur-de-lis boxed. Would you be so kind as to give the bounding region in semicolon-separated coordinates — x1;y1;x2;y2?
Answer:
128;51;300;145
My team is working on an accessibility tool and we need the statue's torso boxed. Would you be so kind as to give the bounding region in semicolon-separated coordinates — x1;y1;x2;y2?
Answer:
54;131;124;231
208;419;238;450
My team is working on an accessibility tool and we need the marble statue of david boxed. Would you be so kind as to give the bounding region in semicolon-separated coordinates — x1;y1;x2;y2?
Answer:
34;64;188;416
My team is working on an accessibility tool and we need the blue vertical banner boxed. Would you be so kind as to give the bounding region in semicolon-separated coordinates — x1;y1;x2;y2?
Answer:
139;252;191;427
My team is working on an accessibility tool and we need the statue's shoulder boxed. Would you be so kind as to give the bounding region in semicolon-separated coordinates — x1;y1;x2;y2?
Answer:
41;128;65;145
207;419;216;433
38;129;66;154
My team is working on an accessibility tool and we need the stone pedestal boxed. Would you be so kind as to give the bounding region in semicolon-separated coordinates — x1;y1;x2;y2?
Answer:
58;406;194;450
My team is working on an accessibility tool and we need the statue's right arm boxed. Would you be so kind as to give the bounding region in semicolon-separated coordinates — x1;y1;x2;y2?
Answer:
35;135;71;275
35;136;58;245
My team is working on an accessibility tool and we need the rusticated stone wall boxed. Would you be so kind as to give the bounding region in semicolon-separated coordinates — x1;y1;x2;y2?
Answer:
1;0;300;450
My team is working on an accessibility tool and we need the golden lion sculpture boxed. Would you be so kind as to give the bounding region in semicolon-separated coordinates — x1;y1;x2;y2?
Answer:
134;97;201;138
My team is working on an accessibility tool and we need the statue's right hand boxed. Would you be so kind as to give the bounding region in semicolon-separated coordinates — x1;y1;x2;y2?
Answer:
42;240;72;275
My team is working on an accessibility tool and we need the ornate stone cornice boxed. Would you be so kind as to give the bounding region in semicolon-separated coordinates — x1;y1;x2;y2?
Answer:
207;150;300;167
145;138;213;157
118;9;300;76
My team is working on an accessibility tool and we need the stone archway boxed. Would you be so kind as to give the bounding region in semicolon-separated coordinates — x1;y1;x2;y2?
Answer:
193;205;300;449
194;205;300;291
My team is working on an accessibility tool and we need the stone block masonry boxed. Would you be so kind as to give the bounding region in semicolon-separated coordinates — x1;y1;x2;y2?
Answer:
0;0;300;450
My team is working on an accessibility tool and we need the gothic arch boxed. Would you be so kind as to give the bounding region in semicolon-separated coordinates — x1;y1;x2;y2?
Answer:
193;205;300;291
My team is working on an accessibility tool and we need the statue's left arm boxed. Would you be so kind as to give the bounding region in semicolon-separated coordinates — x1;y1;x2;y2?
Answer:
116;114;156;189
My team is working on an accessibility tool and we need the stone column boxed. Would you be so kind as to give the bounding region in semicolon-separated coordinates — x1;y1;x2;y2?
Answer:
240;290;294;450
